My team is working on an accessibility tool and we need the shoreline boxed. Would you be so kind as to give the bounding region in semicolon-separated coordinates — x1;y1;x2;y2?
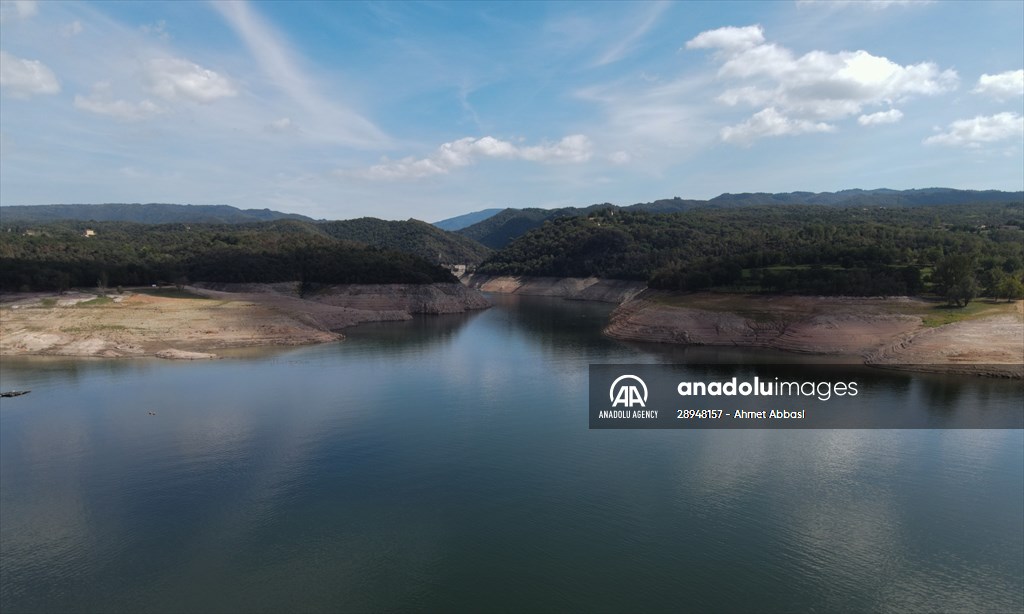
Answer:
0;282;489;360
4;279;1022;377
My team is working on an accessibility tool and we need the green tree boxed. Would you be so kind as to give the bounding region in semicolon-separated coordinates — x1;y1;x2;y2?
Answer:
934;253;978;307
997;276;1024;302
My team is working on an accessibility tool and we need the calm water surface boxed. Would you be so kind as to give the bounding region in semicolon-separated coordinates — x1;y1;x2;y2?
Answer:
1;294;1022;613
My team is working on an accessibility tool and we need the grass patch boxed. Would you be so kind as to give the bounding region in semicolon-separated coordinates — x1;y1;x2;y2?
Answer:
60;324;129;333
39;298;57;307
134;287;210;300
918;300;1018;328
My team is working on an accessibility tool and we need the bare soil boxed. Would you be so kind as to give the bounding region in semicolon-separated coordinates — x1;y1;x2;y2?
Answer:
0;283;487;359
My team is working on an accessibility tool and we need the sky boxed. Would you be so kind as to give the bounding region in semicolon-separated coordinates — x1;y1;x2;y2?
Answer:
1;0;1022;221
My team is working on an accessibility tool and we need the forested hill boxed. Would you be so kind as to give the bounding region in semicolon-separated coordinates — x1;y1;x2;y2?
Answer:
476;203;1024;300
1;203;314;224
457;204;611;249
319;218;491;264
457;189;1024;249
0;220;456;291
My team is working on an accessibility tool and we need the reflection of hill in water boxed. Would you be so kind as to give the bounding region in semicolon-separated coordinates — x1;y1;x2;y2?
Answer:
480;293;625;358
1;356;157;390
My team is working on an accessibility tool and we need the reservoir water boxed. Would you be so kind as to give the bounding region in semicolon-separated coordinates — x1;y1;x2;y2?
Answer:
1;294;1022;613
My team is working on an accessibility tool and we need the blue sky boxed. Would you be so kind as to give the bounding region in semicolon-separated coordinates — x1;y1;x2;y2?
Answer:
1;0;1022;221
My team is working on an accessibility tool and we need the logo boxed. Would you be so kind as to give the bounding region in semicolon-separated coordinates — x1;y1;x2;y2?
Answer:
609;374;648;408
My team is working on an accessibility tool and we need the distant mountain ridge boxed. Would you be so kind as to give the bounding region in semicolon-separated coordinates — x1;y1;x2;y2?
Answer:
455;188;1024;249
432;208;504;231
0;203;314;224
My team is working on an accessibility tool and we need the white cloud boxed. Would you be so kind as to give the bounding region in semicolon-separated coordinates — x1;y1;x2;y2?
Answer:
0;0;37;22
0;50;59;97
74;82;162;121
265;117;295;133
858;108;903;125
972;69;1024;101
688;24;957;142
140;19;170;41
354;135;593;180
686;25;765;52
609;150;631;164
146;57;236;103
924;112;1024;148
721;107;834;145
519;134;593;162
60;20;83;37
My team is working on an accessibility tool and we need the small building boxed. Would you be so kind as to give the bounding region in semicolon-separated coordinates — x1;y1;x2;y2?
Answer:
84;229;96;237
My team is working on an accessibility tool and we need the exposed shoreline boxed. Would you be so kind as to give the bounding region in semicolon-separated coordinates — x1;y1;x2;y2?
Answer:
4;278;1022;377
604;291;1024;378
0;282;489;360
462;274;646;303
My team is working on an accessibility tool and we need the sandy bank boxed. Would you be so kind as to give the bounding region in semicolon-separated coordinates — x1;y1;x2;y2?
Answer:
0;282;489;359
605;292;1023;377
463;274;645;303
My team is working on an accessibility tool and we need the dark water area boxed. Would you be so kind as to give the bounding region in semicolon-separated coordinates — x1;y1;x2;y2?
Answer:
1;294;1022;613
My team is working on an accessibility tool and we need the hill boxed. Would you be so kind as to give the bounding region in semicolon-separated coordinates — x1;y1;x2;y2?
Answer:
0;203;314;224
0;220;456;291
455;189;1024;249
433;208;504;231
457;204;612;249
318;218;491;264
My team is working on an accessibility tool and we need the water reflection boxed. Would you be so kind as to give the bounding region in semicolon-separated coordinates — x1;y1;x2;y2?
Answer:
1;294;1021;613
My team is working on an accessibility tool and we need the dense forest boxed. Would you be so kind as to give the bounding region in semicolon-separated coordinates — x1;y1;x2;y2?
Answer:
477;203;1024;302
0;220;456;291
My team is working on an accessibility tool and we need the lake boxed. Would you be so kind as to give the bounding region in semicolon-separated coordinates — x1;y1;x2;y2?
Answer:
1;294;1022;613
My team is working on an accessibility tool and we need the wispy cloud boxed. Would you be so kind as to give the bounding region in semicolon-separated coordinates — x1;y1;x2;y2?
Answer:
795;0;934;10
212;1;388;149
73;81;162;121
593;1;669;66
